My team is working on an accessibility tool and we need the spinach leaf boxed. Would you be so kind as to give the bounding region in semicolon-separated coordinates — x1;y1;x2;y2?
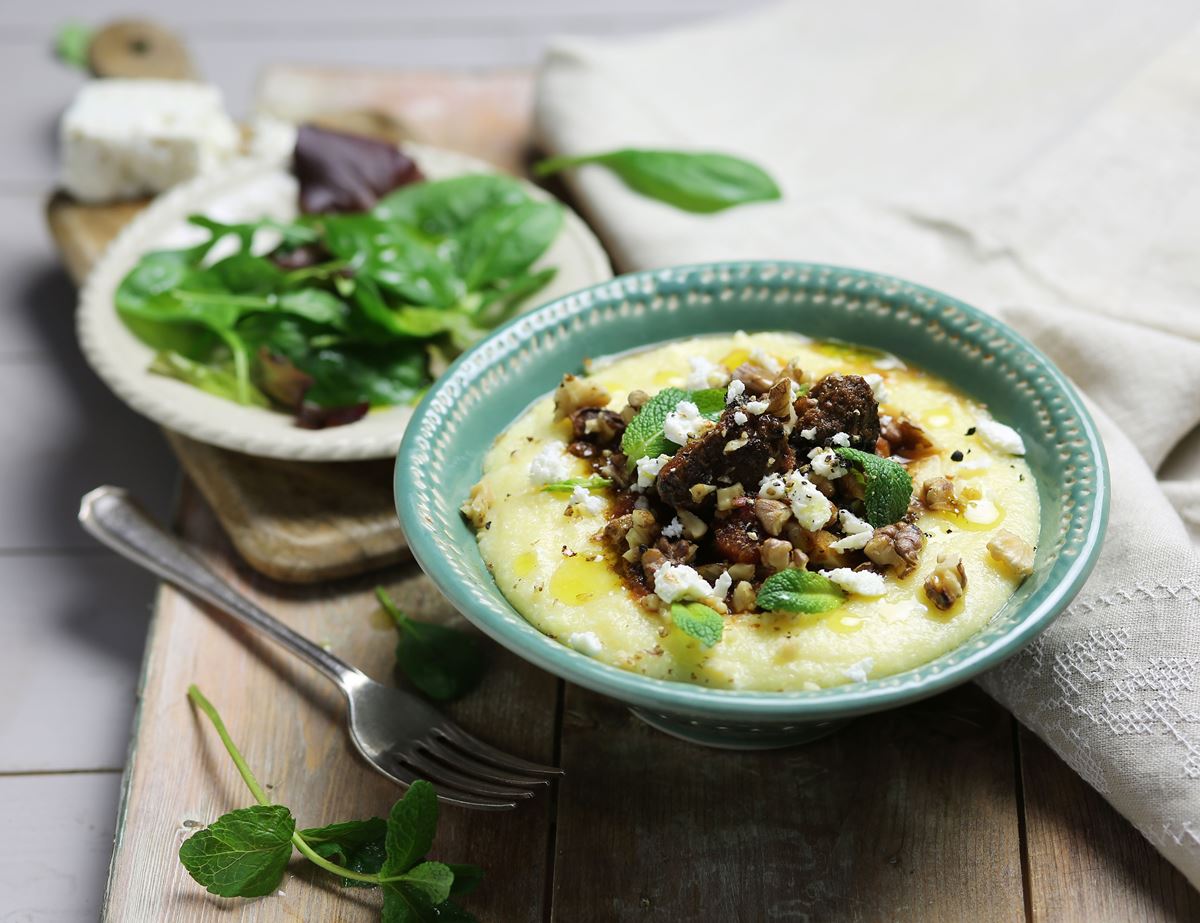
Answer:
321;215;462;308
475;266;557;327
374;174;530;237
535;148;781;213
178;804;295;898
455;200;562;288
376;587;487;701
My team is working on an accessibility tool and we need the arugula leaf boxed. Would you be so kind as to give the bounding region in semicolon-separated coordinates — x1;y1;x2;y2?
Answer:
377;588;486;702
535;149;781;213
834;447;914;526
620;386;726;466
54;21;92;71
300;817;387;887
539;477;612;494
756;569;845;614
150;351;269;407
178;804;295;898
670;602;724;647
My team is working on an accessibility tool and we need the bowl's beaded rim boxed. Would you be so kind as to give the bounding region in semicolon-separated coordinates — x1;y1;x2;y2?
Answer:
402;261;1107;717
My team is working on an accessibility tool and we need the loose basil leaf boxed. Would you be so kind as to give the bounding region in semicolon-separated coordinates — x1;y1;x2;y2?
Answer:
377;588;487;702
756;568;845;614
535;148;781;213
178;804;295;898
670;602;724;648
834;447;913;526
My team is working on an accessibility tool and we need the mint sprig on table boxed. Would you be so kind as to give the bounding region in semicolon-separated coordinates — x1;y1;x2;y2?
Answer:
179;685;482;920
539;476;613;494
670;602;724;647
834;447;914;526
620;386;725;466
756;569;845;614
535;149;781;214
377;587;487;702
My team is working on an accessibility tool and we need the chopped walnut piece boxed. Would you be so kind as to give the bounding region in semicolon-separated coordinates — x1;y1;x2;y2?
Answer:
690;483;717;504
790;548;809;570
638;594;662;612
677;509;708;540
760;538;794;574
640;548;667;582
921;476;961;513
655;537;698;566
864;522;924;577
880;417;933;457
554;374;610;420
792;528;851;569
732;580;757;613
780;359;806;386
924;554;967;610
754;497;792;536
732;362;774;394
765;377;794;418
626;389;650;410
987;530;1035;578
716;483;745;511
460;482;492;530
727;563;757;582
570;407;626;445
724;436;750;454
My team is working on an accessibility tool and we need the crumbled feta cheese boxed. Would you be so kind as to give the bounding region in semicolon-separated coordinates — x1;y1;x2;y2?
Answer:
831;432;851;447
749;348;782;374
663;400;713;445
975;418;1026;456
959;456;990;473
684;356;730;389
862;374;889;402
712;570;733;599
634;453;672;491
807;447;847;480
634;495;650;510
744;399;769;415
726;379;746;403
733;411;749;425
843;657;876;682
963;497;1001;525
528;441;570;485
662;516;684;539
830;510;874;551
60;80;239;202
759;473;787;500
873;354;906;370
802;680;822;692
799;427;818;440
654;563;715;604
785;471;835;530
567;632;603;656
821;568;887;597
568;485;604;515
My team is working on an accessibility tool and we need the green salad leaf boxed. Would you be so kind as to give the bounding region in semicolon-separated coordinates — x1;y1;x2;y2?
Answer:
535;149;781;213
834;447;914;526
756;569;845;614
670;602;724;648
376;587;487;702
539;477;613;494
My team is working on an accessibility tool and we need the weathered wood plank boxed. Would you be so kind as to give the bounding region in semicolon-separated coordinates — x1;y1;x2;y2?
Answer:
103;483;558;921
551;684;1024;922
1019;726;1200;923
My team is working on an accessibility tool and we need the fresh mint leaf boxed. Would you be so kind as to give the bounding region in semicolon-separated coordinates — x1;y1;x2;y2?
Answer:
383;779;439;878
540;477;612;494
397;861;455;904
376;588;486;701
756;569;845;614
447;864;485;897
620;386;726;466
54;21;92;71
535;149;781;214
670;602;724;647
834;447;913;526
300;817;387;887
178;804;295;898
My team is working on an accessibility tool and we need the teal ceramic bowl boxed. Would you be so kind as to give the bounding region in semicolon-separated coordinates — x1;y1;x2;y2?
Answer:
395;262;1108;748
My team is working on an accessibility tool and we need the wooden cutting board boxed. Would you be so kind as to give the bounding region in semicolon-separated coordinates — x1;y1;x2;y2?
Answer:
46;73;536;583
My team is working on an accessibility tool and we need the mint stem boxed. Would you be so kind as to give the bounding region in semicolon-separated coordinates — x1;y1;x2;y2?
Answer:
186;684;384;887
375;586;411;631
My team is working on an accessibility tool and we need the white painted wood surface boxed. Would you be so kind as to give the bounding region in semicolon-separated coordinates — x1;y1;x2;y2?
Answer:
0;2;752;919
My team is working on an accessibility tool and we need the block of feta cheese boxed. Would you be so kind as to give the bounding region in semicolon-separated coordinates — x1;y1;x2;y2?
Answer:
59;79;240;203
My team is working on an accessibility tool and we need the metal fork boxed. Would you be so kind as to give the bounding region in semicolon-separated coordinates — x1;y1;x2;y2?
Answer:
79;486;560;811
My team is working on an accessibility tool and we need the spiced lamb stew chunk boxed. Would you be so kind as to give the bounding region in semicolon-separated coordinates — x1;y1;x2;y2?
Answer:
656;404;795;510
792;373;880;452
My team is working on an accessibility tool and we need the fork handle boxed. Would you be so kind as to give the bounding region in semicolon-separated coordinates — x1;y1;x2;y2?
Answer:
79;486;369;695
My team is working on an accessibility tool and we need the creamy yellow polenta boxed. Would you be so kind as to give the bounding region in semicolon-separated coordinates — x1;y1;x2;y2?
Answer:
470;333;1039;691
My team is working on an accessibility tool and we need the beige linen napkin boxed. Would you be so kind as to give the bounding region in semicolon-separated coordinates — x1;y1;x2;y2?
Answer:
536;0;1200;886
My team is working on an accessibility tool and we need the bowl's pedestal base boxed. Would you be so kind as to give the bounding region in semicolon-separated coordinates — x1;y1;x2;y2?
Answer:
629;707;850;749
